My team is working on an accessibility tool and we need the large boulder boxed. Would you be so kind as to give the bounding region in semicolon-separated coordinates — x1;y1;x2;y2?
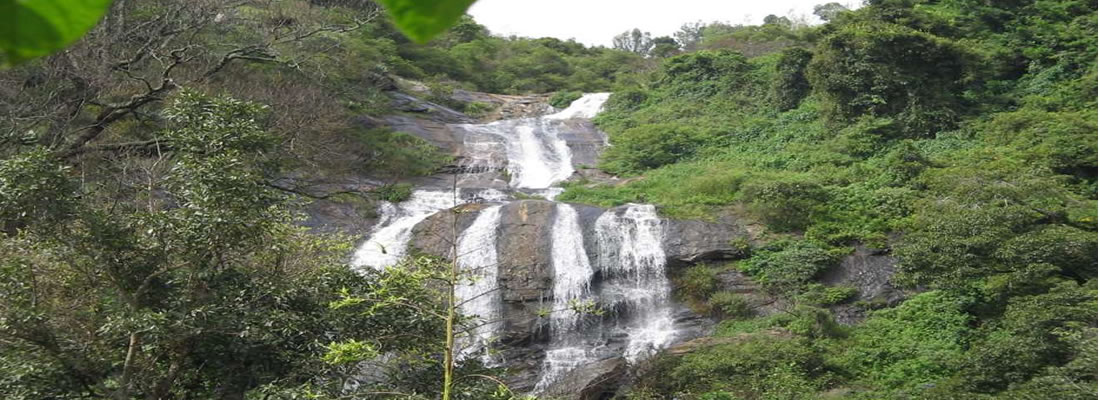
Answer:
540;357;627;400
663;217;751;267
821;245;905;324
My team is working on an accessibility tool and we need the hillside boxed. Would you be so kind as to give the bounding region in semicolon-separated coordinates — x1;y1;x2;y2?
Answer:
0;0;1096;399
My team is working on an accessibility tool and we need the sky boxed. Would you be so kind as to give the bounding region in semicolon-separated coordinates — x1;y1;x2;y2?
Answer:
468;0;856;47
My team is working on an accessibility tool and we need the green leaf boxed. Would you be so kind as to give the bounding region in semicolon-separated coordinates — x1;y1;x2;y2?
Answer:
376;0;476;43
0;0;113;65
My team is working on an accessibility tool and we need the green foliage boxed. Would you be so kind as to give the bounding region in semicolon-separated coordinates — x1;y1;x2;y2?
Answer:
352;128;451;178
600;123;708;174
739;240;840;294
322;340;378;365
548;91;582;108
376;0;477;43
464;101;493;117
658;50;753;97
0;0;112;64
678;264;721;300
833;291;973;390
0;93;449;399
635;333;833;399
741;175;828;232
592;2;1098;399
0;149;75;234
707;292;754;319
797;283;858;306
374;182;414;203
807;21;969;137
770;47;813;111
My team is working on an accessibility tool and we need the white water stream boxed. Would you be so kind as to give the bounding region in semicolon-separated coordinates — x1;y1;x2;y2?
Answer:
352;93;682;394
455;204;505;363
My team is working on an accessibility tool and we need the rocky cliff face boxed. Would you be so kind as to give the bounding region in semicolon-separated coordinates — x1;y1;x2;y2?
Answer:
410;199;751;394
322;88;820;398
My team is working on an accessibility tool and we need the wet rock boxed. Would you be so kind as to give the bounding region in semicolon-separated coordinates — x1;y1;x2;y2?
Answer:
540;357;626;400
663;218;752;267
821;245;904;324
821;245;903;303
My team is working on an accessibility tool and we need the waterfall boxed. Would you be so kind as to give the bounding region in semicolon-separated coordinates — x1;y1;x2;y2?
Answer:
351;190;457;269
545;93;612;120
455;118;574;190
455;205;505;363
354;93;685;394
353;189;507;269
534;203;597;391
594;204;677;362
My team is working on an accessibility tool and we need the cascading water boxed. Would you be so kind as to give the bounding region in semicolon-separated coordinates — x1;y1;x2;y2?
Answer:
354;93;683;395
352;189;507;269
455;205;505;363
352;190;457;269
594;204;678;362
534;203;598;391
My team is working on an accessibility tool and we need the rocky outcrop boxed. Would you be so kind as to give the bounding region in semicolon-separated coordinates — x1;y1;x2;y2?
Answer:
541;357;626;400
821;245;904;324
408;199;752;394
663;218;751;267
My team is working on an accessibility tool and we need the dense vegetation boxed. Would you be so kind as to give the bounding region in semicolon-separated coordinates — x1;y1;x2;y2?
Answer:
0;0;643;398
0;0;1095;398
558;0;1098;398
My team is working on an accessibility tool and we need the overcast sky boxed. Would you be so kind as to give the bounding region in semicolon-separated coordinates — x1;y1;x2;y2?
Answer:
468;0;857;47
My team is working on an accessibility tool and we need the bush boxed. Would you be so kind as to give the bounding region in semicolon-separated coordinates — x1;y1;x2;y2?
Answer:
678;264;721;302
658;50;753;97
0;150;76;235
373;183;414;203
771;47;813;111
798;283;858;306
739;240;839;295
638;334;830;398
548;91;582;108
463;101;493;117
833;291;973;390
599;123;708;174
807;21;968;137
708;292;755;319
740;176;829;232
352;128;451;179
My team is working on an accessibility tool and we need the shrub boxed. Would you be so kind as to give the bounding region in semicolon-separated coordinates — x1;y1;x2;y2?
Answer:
708;292;755;319
463;101;493;117
834;291;973;390
740;176;829;232
658;50;754;97
771;47;813;111
548;91;582;108
599;123;708;174
739;240;839;295
678;264;720;302
798;283;858;306
807;21;968;137
373;183;414;203
646;334;830;397
0;149;76;235
352;128;451;178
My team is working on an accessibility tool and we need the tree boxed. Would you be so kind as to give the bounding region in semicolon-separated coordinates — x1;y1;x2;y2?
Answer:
613;28;654;56
0;0;380;161
771;47;814;111
0;91;444;399
763;14;793;28
650;36;681;57
813;2;850;22
806;21;968;137
674;21;706;52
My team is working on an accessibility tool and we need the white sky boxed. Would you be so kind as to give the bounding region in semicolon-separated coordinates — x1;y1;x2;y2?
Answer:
468;0;856;47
